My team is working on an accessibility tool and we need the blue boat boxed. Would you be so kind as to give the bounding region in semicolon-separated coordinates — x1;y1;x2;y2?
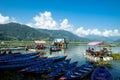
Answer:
0;52;21;61
0;52;41;65
46;61;78;79
59;62;94;80
0;56;47;70
34;59;71;74
20;56;67;72
91;66;114;80
50;45;61;52
0;52;39;62
20;58;53;72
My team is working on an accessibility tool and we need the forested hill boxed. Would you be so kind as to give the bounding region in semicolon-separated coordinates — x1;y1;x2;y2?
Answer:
0;23;89;41
0;23;48;41
37;29;89;41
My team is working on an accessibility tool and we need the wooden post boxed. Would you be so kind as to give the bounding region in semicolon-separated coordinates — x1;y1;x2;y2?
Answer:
62;43;64;49
66;43;68;49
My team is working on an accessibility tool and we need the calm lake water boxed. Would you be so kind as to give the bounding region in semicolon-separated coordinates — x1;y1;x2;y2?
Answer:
44;44;120;80
19;44;120;79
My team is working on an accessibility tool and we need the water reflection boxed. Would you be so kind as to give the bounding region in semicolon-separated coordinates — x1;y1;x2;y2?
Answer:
45;44;120;79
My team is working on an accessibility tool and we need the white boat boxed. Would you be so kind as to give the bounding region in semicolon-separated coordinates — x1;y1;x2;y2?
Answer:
84;41;113;62
84;53;113;62
28;49;36;52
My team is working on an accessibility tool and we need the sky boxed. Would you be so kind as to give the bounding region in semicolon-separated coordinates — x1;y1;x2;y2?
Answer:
0;0;120;37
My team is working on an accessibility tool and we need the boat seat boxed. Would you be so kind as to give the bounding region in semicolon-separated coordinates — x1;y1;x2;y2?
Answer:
74;72;82;76
95;77;105;80
58;64;64;66
79;69;88;73
83;67;92;71
70;75;76;78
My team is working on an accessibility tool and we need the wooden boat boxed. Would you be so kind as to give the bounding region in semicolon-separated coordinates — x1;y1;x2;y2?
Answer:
0;52;21;61
0;56;47;70
2;54;39;63
0;52;39;62
91;66;114;80
20;58;53;72
59;62;94;80
46;61;78;80
20;56;67;72
34;59;71;74
0;52;41;65
50;55;67;63
50;45;61;52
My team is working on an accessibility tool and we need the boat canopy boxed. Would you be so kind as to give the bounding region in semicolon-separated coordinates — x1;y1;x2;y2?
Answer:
88;42;104;46
88;41;111;46
34;40;46;44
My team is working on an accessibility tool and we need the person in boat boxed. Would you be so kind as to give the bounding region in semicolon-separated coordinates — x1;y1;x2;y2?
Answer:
8;49;12;54
90;48;95;55
2;50;7;55
103;48;108;53
24;46;28;51
95;51;100;56
88;47;91;52
0;50;2;56
86;47;94;55
101;48;108;56
50;46;52;51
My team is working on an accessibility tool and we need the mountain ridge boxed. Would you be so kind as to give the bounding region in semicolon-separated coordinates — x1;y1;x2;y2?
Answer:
0;22;89;41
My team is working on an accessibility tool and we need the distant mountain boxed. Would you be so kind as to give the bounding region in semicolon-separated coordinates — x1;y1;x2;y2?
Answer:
37;29;89;42
114;39;120;42
0;23;89;41
85;35;119;42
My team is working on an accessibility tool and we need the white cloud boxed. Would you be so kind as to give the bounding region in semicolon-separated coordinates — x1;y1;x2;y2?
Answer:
75;27;90;37
0;13;17;24
27;11;120;37
0;13;10;24
102;29;120;37
75;27;120;37
60;19;73;32
29;11;74;31
26;23;33;27
33;11;58;29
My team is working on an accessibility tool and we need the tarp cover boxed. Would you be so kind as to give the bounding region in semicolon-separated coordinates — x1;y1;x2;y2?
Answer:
88;42;104;46
34;40;46;44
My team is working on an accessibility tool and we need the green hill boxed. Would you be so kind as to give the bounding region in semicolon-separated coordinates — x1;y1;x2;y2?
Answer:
0;23;89;41
37;29;89;41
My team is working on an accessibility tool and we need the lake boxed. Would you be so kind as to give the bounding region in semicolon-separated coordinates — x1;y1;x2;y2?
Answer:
43;44;120;80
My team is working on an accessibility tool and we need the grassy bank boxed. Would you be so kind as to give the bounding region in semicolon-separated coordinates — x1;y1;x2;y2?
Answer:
0;41;87;48
95;61;112;68
111;53;120;60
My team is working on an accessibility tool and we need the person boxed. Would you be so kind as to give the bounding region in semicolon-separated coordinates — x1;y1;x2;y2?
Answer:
8;50;12;54
91;48;95;55
95;51;100;56
0;50;2;55
3;50;6;55
88;47;91;52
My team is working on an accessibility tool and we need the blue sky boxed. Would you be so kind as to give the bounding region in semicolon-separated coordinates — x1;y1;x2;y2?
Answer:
0;0;120;37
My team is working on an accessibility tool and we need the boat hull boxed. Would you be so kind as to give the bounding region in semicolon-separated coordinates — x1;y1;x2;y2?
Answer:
91;66;114;80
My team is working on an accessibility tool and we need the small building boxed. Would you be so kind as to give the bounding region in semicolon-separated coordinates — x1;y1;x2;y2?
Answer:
52;38;68;49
